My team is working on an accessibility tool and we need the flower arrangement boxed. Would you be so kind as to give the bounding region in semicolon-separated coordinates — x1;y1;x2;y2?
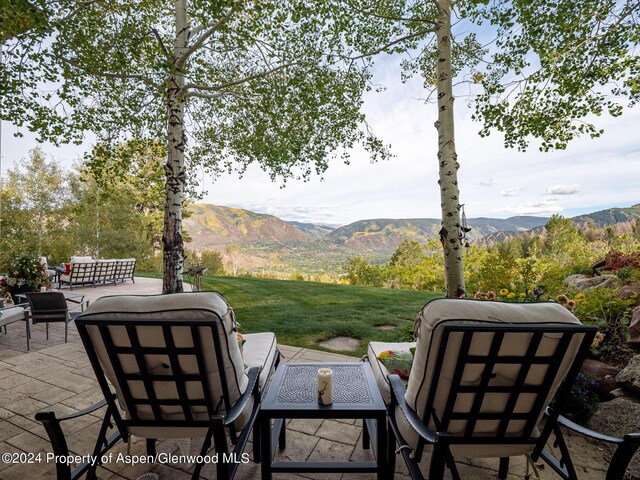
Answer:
0;255;51;301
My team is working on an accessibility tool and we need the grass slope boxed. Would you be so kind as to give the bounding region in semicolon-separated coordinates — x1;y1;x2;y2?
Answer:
195;275;441;357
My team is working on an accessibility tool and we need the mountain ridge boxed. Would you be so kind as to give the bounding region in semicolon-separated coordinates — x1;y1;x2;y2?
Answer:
185;203;640;253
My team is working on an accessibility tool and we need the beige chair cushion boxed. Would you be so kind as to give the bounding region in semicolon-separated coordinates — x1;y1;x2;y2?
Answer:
367;341;415;402
78;292;273;438
396;298;583;458
243;332;278;390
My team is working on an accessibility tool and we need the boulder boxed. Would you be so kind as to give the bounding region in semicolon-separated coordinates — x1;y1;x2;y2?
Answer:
619;285;640;305
629;306;640;344
564;274;620;292
582;359;621;398
616;354;640;396
610;388;628;398
587;396;640;475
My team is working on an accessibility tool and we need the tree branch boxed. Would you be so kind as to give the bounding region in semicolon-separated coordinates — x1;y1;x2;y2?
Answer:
350;28;435;60
184;62;294;92
184;90;228;100
152;28;171;61
177;4;237;66
347;1;437;25
53;52;148;81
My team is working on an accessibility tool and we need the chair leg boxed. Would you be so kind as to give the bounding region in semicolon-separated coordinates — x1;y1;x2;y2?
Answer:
146;439;157;456
498;457;509;480
606;440;640;480
193;428;215;480
211;418;230;480
46;322;49;340
428;445;447;480
64;320;68;343
253;416;261;463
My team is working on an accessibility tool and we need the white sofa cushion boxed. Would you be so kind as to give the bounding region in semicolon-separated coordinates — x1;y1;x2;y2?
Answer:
71;256;94;263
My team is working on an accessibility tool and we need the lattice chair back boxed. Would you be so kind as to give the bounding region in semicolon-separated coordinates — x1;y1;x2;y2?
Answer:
75;292;250;439
401;299;595;458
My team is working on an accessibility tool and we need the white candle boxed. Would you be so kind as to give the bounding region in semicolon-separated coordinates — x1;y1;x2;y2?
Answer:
317;368;333;405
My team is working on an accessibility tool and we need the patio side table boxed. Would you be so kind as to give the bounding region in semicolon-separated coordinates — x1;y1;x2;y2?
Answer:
260;361;389;480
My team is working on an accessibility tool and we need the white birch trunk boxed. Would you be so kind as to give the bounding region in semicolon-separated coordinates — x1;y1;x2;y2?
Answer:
435;0;466;298
162;0;188;293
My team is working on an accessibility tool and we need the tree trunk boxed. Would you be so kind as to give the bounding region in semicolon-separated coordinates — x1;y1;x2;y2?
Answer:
435;0;465;298
162;0;188;294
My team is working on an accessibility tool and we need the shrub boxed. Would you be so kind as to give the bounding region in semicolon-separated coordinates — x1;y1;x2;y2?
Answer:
605;250;640;272
559;371;600;422
572;288;634;361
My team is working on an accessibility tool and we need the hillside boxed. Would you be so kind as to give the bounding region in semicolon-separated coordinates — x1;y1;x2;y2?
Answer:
473;204;640;247
325;216;549;252
287;221;336;238
183;203;639;275
185;204;309;249
572;204;640;227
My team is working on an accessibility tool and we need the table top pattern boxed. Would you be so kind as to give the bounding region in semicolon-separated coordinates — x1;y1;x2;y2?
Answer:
276;363;374;405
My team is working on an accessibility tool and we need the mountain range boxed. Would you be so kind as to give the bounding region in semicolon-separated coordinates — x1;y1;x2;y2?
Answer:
185;203;640;255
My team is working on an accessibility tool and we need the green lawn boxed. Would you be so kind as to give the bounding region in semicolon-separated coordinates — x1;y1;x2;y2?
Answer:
141;273;441;357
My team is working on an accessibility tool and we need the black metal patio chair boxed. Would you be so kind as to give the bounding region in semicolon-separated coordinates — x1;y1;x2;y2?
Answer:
35;291;280;480
368;298;640;480
25;291;83;350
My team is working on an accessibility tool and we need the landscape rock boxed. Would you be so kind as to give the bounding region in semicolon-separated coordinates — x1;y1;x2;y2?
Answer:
587;396;640;475
582;359;620;398
629;307;640;344
619;285;640;305
616;354;640;396
610;388;628;398
564;274;620;292
318;336;360;352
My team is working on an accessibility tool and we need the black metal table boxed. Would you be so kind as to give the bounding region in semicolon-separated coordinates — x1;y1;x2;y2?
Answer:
260;362;389;480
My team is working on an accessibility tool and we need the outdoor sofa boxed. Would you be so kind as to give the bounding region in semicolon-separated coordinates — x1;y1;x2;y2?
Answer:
59;256;136;289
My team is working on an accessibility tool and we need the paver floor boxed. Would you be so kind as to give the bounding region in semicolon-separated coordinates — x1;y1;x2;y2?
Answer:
0;277;619;479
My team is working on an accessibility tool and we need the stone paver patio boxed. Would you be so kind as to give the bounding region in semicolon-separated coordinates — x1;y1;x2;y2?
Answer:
0;278;617;479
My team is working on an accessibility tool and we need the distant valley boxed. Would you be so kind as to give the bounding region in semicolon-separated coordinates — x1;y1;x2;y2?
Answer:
184;203;640;276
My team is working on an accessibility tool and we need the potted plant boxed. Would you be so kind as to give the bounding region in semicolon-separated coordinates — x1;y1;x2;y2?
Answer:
0;255;51;304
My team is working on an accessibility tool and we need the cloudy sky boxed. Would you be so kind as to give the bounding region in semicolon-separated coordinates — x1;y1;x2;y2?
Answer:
2;56;638;227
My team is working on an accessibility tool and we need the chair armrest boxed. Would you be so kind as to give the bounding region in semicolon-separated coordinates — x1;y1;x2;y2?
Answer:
35;399;109;423
223;366;261;427
389;374;438;444
547;407;640;446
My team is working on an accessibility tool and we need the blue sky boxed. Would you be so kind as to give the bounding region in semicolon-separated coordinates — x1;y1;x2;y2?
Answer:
2;56;639;226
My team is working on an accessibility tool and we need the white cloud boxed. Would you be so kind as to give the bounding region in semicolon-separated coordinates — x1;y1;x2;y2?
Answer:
503;199;564;216
544;184;582;195
499;188;519;197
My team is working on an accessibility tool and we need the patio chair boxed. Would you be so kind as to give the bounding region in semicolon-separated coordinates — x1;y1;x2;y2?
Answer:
368;298;629;480
35;291;280;480
0;304;27;334
25;291;83;350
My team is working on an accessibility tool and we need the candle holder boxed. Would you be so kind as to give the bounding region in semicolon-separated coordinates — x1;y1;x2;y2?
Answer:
317;367;333;405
